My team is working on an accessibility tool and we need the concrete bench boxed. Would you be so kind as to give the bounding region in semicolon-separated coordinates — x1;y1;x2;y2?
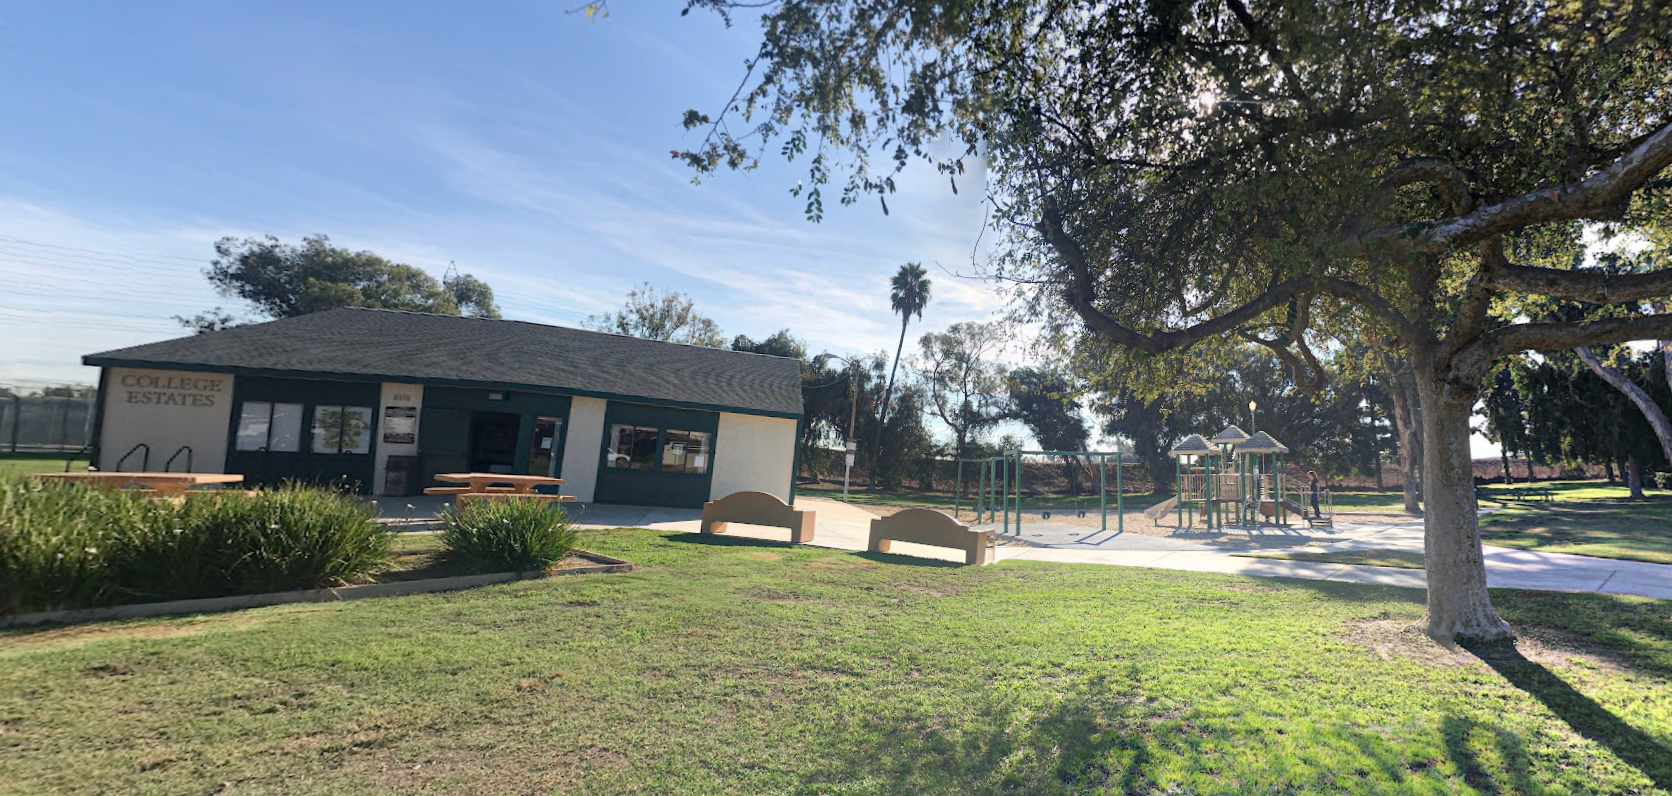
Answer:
868;509;995;565
700;491;815;544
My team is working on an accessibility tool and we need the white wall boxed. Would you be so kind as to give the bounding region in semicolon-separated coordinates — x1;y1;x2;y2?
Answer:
371;383;424;496
709;413;797;503
560;396;608;502
98;367;235;472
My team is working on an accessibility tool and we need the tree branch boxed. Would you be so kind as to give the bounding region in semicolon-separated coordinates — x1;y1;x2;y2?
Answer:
1038;203;1308;354
1485;313;1672;357
1355;121;1672;256
1316;277;1428;345
1488;260;1672;304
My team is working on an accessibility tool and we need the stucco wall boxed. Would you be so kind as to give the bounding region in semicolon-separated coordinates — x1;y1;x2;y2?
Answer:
709;413;797;503
98;367;235;472
371;383;424;495
560;396;608;502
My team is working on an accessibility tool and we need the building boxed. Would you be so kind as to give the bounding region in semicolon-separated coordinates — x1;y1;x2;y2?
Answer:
82;308;803;507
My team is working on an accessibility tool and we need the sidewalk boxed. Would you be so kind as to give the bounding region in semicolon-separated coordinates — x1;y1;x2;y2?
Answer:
378;495;1671;601
794;498;1671;601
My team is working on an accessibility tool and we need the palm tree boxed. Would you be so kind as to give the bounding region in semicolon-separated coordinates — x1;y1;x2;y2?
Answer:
869;262;931;489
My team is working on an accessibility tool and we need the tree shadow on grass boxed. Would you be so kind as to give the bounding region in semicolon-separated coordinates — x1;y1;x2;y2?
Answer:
790;668;1476;795
1461;638;1672;791
1439;715;1539;796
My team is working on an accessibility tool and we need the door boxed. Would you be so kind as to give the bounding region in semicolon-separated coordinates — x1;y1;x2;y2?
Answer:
469;411;521;473
526;416;565;478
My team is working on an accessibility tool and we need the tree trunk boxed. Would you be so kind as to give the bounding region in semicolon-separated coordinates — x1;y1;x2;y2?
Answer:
869;317;911;490
1577;346;1672;469
1500;445;1513;485
1626;454;1646;500
1605;459;1616;483
1386;363;1423;514
1415;368;1512;642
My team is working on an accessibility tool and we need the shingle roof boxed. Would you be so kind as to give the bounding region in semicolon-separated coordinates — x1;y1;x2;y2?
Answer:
1168;434;1216;457
1209;425;1250;445
84;308;804;417
1237;431;1290;454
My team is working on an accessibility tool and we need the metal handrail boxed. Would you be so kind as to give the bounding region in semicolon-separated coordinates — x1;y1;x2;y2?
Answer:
115;443;150;472
65;444;91;472
164;445;194;473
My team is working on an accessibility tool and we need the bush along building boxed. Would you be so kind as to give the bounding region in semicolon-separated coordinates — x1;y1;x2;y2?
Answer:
83;308;803;507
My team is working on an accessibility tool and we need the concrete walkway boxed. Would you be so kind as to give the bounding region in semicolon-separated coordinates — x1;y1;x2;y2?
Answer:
374;495;1670;600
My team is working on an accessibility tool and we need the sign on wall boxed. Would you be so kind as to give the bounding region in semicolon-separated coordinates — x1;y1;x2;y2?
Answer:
117;372;226;407
382;406;418;444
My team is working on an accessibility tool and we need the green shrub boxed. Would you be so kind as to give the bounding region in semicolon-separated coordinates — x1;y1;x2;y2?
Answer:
0;480;172;613
0;479;392;614
113;485;393;602
438;499;579;573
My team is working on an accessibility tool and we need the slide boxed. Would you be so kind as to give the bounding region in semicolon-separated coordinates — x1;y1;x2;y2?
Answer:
1144;495;1180;520
1257;499;1313;520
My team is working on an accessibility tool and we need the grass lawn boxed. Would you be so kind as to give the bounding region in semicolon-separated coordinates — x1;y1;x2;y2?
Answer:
1480;497;1672;565
1235;548;1428;570
0;453;87;479
4;530;1671;794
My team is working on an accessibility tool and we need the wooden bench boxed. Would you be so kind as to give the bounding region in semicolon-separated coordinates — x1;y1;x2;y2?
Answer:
422;486;473;496
700;491;815;544
868;508;995;565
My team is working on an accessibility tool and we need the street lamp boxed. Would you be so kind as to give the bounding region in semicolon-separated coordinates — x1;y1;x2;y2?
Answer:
1249;400;1258;434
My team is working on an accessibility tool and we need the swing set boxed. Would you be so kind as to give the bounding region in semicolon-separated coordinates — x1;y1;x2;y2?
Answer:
953;450;1127;537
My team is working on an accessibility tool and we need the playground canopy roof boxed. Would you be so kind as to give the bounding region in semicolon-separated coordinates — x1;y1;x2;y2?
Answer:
1237;431;1291;454
1168;434;1216;457
1209;425;1250;445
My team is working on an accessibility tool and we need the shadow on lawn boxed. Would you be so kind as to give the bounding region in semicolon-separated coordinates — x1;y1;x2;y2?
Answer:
1462;638;1672;791
791;668;1468;794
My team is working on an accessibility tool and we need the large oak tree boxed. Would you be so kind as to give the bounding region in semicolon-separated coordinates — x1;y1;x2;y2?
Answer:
679;0;1672;641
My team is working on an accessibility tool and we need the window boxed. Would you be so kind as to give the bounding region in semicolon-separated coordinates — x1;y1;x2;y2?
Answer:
661;429;712;475
606;424;658;470
311;405;373;454
235;401;303;452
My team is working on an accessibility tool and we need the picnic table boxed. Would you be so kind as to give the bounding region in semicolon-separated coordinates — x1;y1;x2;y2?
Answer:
423;473;577;505
31;471;245;498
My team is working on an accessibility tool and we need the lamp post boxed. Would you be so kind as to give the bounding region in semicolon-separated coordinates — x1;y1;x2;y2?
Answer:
1249;400;1258;434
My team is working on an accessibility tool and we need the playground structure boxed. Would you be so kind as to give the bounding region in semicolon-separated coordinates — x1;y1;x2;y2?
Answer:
1142;426;1333;530
954;449;1126;536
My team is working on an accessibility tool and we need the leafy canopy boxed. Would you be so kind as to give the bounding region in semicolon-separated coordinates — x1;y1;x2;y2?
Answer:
196;235;501;326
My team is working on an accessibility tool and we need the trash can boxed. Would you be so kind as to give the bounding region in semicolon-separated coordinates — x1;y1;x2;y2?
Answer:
384;455;420;497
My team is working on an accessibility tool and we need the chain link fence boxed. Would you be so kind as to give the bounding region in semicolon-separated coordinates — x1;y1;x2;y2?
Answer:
0;384;98;454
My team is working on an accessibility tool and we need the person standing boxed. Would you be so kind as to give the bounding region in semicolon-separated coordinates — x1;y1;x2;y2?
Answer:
1308;470;1322;519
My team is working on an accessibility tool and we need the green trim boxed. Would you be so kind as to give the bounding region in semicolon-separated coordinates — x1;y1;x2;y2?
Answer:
83;358;802;420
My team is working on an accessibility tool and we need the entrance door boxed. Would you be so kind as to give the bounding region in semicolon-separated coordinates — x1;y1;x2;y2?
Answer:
468;412;521;473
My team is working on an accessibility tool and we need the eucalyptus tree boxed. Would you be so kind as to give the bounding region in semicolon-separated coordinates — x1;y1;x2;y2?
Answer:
870;262;933;488
919;321;1012;461
585;282;727;347
678;0;1672;642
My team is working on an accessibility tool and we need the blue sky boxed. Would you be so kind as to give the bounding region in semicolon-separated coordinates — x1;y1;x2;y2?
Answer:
0;0;997;387
0;1;1510;457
